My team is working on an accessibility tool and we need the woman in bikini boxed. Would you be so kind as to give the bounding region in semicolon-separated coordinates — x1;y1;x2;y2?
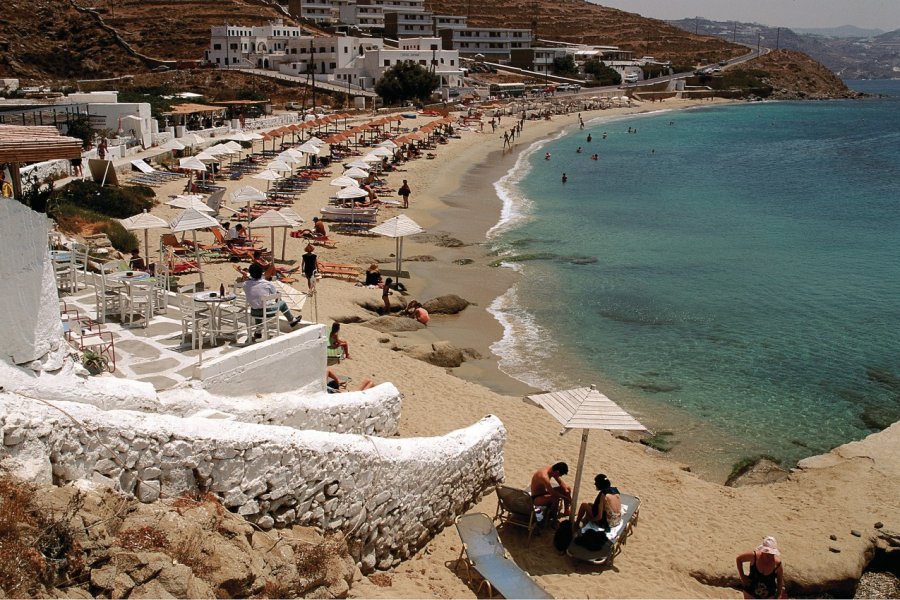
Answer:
575;473;622;530
736;536;786;599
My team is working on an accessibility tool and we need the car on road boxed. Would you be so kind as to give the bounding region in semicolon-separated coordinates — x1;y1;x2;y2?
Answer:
623;73;640;83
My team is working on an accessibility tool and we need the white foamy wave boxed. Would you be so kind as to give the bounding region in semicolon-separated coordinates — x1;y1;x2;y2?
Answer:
487;284;558;391
488;129;566;239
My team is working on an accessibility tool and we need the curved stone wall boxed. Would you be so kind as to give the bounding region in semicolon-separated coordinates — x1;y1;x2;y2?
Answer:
0;395;505;571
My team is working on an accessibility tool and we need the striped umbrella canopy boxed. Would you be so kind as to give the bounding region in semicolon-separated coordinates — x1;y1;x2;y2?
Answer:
343;167;369;179
250;209;297;261
160;138;185;151
330;175;359;188
169;207;221;287
120;209;169;263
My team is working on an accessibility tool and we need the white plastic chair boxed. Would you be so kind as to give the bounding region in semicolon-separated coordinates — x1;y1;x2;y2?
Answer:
177;286;210;349
90;272;123;324
246;291;281;342
122;281;155;328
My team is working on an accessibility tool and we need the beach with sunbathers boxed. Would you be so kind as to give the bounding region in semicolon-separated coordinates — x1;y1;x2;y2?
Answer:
62;98;898;598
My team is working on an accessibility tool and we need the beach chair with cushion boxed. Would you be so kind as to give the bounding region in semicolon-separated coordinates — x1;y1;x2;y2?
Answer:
318;262;361;281
566;493;641;566
454;513;552;599
495;485;540;543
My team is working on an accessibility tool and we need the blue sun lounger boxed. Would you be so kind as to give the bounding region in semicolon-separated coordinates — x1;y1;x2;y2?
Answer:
455;513;552;599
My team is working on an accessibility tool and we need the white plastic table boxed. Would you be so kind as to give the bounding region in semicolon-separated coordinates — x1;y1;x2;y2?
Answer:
193;291;237;341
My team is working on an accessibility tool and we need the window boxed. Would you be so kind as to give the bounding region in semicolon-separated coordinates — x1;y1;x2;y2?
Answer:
450;59;455;65
330;62;336;69
384;60;390;66
344;46;348;53
215;57;221;64
213;43;222;50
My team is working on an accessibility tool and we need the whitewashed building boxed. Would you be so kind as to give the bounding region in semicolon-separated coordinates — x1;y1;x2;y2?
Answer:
335;37;463;91
206;20;309;68
438;26;532;59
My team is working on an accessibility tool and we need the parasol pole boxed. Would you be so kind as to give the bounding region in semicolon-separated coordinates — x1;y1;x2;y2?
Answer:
281;227;287;262
570;427;590;532
193;230;204;289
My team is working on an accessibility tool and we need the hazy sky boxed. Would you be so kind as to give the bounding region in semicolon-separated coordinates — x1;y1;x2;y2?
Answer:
590;0;900;31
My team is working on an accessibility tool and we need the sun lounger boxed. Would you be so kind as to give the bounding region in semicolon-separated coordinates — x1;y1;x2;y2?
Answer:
318;262;361;280
566;493;641;566
454;513;552;599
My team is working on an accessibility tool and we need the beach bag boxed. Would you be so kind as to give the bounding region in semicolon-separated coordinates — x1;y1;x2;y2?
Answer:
574;528;608;551
553;520;574;552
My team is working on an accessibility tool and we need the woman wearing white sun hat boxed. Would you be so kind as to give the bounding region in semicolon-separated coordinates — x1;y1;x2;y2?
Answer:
736;536;786;599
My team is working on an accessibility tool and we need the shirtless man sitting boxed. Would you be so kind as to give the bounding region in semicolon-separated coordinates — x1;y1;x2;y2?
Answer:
531;462;572;517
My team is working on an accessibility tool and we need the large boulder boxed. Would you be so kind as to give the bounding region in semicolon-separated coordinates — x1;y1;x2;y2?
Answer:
422;295;470;315
725;457;790;487
362;316;425;333
404;341;481;368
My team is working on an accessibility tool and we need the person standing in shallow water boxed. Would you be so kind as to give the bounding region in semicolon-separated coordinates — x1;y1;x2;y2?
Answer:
736;536;786;599
561;173;568;184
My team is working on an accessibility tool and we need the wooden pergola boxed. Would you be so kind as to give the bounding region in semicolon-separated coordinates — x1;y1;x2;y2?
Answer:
0;125;83;200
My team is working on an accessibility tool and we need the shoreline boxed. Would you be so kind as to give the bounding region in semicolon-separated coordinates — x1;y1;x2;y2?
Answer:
62;96;900;598
405;98;763;481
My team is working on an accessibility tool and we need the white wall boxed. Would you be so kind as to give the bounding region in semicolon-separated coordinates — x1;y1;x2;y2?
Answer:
0;201;66;369
0;395;506;572
194;325;327;396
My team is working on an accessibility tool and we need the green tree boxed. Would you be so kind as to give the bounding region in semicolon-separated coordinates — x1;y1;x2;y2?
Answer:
583;60;621;86
375;61;440;105
66;115;94;150
551;55;579;78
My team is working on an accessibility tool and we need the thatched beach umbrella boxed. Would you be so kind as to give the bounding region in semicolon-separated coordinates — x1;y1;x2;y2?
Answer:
525;385;647;532
370;214;424;286
251;209;297;261
120;209;169;264
169;207;220;288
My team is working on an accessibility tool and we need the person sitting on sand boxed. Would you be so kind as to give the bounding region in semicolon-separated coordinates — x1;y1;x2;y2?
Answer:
531;462;572;517
575;474;621;531
364;263;383;287
329;322;352;359
736;537;786;599
326;368;374;393
405;300;429;325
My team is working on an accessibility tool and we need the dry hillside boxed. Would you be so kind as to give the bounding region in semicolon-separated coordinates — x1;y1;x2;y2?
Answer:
748;49;857;99
74;0;302;60
0;0;147;81
425;0;746;66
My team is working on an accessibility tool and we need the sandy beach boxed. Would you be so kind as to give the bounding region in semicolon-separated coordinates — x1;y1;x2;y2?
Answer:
135;97;898;598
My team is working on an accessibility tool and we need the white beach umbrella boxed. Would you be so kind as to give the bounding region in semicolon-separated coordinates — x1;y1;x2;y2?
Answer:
277;151;302;165
375;140;398;150
344;160;371;170
330;175;359;188
224;141;243;153
194;151;219;162
370;146;393;158
169;207;221;288
253;169;281;182
343;167;369;180
230;185;267;206
336;186;369;200
525;385;647;533
181;132;207;149
298;141;320;155
277;207;304;227
267;159;292;172
307;136;326;147
119;209;169;263
370;214;424;285
178;156;207;172
226;131;253;142
166;196;215;212
361;152;383;164
250;209;297;261
160;138;186;151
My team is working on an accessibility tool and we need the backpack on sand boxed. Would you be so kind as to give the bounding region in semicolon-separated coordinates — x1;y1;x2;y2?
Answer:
553;520;574;552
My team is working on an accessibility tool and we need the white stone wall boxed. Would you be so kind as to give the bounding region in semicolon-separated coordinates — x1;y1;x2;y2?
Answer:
1;362;401;437
194;325;328;396
0;395;506;571
0;201;66;369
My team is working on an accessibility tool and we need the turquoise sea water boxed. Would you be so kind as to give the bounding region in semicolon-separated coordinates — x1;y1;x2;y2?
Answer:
489;81;900;472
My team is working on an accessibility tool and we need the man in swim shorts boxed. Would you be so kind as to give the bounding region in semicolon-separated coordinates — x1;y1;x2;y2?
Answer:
531;462;572;517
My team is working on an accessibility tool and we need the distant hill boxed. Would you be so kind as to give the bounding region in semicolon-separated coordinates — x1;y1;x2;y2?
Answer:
668;17;900;79
424;0;746;66
791;25;884;38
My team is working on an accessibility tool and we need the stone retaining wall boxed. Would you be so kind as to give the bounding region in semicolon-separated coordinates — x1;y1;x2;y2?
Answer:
2;362;402;437
0;395;505;571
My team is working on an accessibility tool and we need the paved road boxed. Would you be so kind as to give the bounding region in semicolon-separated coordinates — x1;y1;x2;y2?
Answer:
233;68;378;98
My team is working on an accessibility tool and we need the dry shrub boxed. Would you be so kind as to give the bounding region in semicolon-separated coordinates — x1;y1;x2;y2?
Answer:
170;530;216;580
369;573;393;587
0;474;86;595
116;526;169;552
172;490;225;517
